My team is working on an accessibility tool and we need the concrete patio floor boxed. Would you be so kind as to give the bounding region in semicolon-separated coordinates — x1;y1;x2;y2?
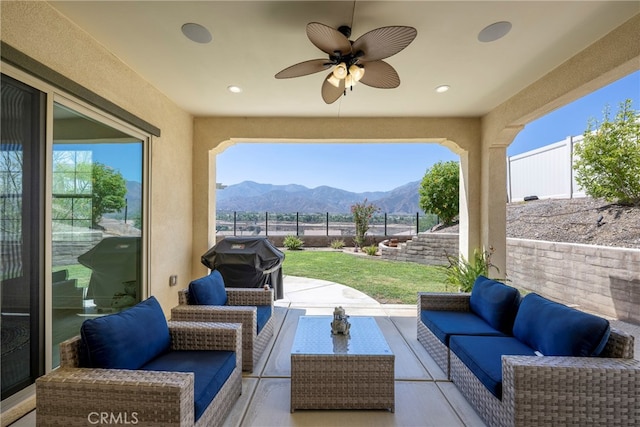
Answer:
222;275;487;427
11;274;639;426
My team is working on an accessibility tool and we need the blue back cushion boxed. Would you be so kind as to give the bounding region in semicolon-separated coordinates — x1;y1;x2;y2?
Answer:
81;296;170;369
189;270;228;306
513;293;611;356
469;276;521;334
141;350;236;422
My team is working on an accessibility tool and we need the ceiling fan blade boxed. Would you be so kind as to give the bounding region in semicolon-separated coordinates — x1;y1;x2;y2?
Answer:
359;60;401;88
352;26;417;62
321;72;344;104
307;22;352;56
275;59;331;79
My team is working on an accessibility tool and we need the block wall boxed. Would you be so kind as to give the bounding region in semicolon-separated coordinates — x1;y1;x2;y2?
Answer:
507;238;640;323
380;233;640;323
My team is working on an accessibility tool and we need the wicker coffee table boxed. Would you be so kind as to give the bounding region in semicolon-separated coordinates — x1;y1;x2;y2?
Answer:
290;316;395;412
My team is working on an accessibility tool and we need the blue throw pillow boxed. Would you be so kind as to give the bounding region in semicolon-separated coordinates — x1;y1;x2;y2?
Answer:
469;276;521;334
189;270;228;306
80;296;171;369
512;293;611;357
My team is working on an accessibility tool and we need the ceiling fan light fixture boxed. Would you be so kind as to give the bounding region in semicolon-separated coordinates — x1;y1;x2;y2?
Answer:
333;63;348;79
345;74;355;88
349;64;365;81
327;75;341;88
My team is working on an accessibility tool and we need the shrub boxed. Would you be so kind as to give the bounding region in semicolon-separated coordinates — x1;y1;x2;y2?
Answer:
363;245;378;256
573;99;640;206
443;247;499;292
419;161;460;225
351;199;379;250
283;235;304;250
330;239;345;249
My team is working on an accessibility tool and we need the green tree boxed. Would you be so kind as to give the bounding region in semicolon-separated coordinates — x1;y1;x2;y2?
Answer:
573;99;640;206
91;162;127;227
52;161;127;228
350;199;379;251
419;161;459;225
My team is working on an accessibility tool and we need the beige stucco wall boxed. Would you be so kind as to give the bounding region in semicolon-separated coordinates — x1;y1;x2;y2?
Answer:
1;1;195;315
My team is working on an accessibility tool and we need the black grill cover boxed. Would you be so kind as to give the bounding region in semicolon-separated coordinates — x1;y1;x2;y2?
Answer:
201;237;285;300
78;236;140;308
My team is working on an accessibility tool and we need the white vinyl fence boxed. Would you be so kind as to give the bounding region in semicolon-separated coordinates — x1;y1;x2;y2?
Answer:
507;135;586;202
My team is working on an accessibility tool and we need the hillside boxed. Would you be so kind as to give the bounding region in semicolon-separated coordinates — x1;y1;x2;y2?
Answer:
217;180;420;214
438;197;640;249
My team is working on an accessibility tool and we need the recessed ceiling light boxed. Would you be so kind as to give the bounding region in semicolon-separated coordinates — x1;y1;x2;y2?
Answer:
478;21;512;43
227;85;243;93
181;23;212;44
435;85;450;93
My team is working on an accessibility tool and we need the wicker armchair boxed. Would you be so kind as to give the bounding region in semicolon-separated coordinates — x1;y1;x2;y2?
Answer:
36;321;242;427
418;292;640;427
171;287;274;372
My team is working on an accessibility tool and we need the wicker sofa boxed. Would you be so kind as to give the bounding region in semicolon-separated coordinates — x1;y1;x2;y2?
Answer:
171;270;274;372
418;277;640;427
36;297;242;426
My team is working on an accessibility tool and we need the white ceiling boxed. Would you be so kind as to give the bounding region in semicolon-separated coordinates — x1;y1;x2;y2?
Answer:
50;1;638;118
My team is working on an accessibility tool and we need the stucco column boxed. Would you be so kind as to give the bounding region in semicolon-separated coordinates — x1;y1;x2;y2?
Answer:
480;126;522;279
208;149;218;249
481;145;508;278
458;147;482;263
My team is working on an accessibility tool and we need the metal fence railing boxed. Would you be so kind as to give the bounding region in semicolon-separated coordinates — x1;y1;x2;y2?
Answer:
216;211;439;237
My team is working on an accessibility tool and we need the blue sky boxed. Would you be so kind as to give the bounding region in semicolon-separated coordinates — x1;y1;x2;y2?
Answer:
218;71;639;193
62;142;142;182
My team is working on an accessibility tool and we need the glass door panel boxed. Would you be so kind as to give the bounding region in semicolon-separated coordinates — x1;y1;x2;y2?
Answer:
51;103;143;367
1;75;44;400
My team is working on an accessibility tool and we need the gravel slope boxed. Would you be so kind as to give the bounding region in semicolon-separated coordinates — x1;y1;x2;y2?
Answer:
438;197;640;248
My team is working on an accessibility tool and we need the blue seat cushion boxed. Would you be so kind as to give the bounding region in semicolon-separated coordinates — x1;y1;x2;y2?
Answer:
141;350;236;422
450;335;536;399
189;270;228;306
513;293;610;356
80;296;170;369
256;306;271;334
420;310;506;346
469;276;521;335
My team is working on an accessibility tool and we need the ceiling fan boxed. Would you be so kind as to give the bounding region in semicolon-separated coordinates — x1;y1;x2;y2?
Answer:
275;22;417;104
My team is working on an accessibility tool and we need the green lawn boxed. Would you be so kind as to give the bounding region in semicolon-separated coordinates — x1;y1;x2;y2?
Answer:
281;250;450;304
54;264;92;288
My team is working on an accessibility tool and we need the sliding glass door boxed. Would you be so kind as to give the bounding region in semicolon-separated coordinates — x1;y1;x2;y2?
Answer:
1;67;149;401
51;102;145;367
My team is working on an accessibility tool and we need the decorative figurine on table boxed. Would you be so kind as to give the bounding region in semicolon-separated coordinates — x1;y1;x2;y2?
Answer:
331;306;351;335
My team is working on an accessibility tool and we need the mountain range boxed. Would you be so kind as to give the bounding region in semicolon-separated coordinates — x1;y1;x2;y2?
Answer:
216;180;422;214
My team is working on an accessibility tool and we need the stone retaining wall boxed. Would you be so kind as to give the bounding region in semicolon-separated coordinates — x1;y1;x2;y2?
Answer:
379;233;458;266
379;233;640;323
219;235;412;249
507;238;640;323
